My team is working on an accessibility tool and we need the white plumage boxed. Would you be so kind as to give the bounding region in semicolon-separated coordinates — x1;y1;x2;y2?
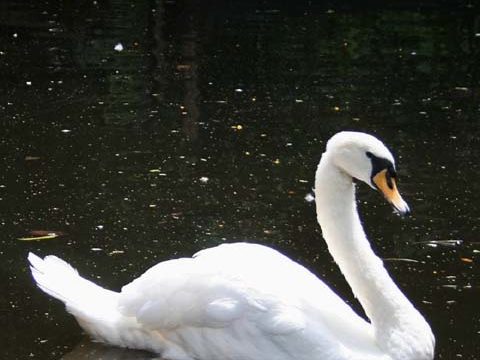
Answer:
28;131;435;360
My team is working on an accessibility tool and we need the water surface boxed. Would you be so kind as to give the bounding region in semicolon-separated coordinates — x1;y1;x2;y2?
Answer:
1;1;479;359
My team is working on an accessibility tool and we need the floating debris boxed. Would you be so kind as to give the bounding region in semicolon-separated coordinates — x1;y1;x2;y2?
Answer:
417;239;463;247
171;212;182;220
25;156;41;161
199;176;209;184
109;250;125;256
304;193;315;203
114;43;124;52
18;231;60;241
176;64;191;71
441;285;457;290
383;258;420;263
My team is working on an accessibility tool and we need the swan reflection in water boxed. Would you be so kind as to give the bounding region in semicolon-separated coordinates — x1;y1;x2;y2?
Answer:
61;339;156;360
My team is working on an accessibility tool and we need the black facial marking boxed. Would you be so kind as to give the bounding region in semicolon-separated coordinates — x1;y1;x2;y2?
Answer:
385;170;394;189
366;151;397;188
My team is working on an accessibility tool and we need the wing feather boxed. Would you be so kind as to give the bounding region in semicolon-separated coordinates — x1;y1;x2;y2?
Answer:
117;243;376;359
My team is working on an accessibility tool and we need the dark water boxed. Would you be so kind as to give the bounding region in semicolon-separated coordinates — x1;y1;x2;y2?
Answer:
1;1;479;359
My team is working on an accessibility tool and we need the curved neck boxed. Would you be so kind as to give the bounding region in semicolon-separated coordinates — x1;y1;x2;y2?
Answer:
314;153;434;359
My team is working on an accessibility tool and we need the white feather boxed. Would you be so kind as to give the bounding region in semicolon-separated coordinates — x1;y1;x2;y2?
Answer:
28;132;434;360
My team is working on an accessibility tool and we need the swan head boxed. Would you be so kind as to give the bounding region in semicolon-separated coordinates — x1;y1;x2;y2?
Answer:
326;131;410;216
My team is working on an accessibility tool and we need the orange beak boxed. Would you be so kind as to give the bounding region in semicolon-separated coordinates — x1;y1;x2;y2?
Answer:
372;169;410;216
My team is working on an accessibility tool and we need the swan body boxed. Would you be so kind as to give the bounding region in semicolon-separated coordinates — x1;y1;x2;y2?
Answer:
28;132;435;360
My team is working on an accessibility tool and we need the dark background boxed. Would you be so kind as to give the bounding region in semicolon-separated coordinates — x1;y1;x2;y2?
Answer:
1;1;479;359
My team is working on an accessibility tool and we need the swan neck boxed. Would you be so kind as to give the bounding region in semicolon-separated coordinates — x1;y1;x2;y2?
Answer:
314;154;434;359
314;157;389;317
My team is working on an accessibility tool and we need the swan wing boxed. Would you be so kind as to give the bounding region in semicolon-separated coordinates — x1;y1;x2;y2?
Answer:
117;243;380;359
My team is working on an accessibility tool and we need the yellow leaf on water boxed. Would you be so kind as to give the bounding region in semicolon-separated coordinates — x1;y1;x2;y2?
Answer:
17;233;59;241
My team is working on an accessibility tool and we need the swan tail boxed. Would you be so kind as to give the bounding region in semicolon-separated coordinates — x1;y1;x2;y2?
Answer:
28;252;139;347
28;252;118;308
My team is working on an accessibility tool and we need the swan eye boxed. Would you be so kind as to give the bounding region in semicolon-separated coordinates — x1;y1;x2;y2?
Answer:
366;152;394;181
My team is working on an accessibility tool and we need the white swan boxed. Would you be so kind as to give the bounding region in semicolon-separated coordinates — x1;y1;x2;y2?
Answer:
28;131;435;360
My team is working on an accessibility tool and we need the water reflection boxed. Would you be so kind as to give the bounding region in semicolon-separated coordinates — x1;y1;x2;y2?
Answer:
61;340;155;360
1;0;480;359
